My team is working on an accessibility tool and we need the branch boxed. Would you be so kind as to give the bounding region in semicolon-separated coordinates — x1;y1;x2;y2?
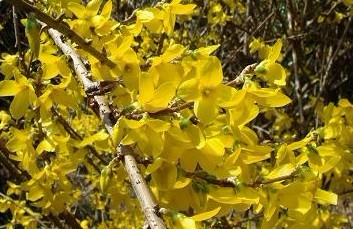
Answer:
47;28;166;229
4;0;116;68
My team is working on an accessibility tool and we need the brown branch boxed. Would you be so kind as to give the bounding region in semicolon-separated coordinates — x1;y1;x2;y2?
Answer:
4;0;116;68
47;27;166;229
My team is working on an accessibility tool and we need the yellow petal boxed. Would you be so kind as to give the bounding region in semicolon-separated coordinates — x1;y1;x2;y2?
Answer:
10;89;30;119
191;207;221;221
36;138;55;154
171;3;196;15
151;160;178;191
267;39;282;62
314;188;337;205
138;72;154;104
194;99;218;124
173;214;197;229
100;0;112;18
86;0;103;15
68;2;86;19
145;81;177;112
216;85;241;107
136;10;155;23
195;45;220;56
122;118;145;129
177;78;200;101
161;44;186;63
0;80;22;96
198;56;223;87
146;119;171;132
266;164;295;180
78;131;109;147
249;88;291;107
228;99;259;127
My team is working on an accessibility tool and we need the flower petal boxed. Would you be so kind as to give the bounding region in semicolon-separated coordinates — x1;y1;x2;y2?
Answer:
194;99;217;124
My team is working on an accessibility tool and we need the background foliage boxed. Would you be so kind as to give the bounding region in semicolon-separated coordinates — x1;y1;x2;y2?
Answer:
0;0;353;228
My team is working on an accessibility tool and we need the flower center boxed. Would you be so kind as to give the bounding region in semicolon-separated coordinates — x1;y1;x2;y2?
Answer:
202;87;212;97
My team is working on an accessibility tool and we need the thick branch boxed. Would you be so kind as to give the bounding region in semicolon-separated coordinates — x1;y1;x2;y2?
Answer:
47;28;166;229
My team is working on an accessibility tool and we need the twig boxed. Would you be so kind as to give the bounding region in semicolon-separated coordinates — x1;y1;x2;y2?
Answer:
226;63;257;87
0;148;25;181
339;189;353;195
12;6;20;48
233;212;264;227
47;27;166;229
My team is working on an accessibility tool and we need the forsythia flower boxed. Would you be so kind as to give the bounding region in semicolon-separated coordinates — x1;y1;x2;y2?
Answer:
177;56;238;124
255;39;286;86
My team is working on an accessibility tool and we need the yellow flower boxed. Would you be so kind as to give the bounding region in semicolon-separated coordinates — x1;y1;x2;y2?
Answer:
177;56;238;124
255;39;286;86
